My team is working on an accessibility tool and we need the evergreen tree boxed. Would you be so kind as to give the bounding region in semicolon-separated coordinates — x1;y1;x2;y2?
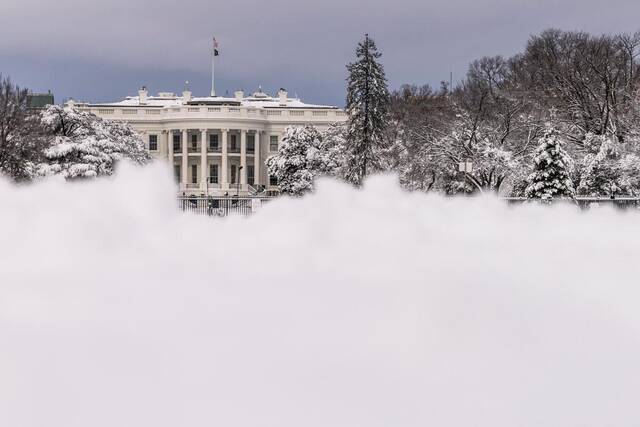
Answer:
577;134;628;196
525;126;575;200
344;34;390;186
266;125;341;196
35;105;150;179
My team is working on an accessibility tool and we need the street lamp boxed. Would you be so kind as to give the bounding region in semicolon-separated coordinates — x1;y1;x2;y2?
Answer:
236;165;243;196
459;160;473;193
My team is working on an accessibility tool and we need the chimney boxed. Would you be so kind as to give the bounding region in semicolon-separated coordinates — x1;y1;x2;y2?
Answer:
235;90;244;101
138;86;148;105
278;88;288;105
182;89;192;102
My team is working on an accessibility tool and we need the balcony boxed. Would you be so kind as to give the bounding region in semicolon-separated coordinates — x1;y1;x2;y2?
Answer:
228;145;240;154
208;145;221;153
188;143;200;153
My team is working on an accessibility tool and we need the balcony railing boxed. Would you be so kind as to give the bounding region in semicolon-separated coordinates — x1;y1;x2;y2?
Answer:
208;145;221;153
188;144;200;153
228;145;240;154
84;106;348;121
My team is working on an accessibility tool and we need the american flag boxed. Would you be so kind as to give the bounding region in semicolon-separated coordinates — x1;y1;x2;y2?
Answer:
213;38;219;56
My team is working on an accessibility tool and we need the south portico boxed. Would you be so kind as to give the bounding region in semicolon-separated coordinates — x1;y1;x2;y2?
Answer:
160;127;266;196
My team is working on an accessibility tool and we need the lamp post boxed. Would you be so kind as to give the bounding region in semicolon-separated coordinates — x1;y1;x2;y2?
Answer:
236;166;243;196
459;160;473;194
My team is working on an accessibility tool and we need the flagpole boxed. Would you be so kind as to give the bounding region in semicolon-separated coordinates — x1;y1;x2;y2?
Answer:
211;38;216;97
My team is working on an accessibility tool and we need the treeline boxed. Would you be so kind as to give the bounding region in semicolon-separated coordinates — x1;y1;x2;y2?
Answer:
385;29;640;196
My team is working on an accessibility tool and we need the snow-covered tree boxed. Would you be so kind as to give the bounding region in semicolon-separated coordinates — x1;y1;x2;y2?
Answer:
266;125;341;196
344;34;390;186
619;154;640;195
576;133;629;196
402;111;520;195
321;122;349;180
0;75;48;181
525;125;575;200
36;105;150;179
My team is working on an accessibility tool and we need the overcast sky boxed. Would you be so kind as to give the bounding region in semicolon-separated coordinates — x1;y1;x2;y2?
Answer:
1;0;639;106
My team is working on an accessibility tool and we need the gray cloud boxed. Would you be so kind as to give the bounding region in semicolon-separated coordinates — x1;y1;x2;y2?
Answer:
1;0;639;105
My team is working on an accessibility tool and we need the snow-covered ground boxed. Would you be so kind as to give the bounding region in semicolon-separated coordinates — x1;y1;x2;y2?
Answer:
1;163;640;426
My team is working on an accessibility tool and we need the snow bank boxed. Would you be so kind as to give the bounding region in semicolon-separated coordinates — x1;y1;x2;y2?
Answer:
1;163;640;427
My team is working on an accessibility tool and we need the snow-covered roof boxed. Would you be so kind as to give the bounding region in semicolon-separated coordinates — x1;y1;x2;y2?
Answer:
86;88;340;110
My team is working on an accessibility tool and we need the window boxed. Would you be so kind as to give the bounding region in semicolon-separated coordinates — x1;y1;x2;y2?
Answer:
148;134;158;151
209;134;219;151
230;134;237;151
270;135;278;151
174;165;180;183
190;134;198;150
269;174;278;186
230;165;237;184
247;135;255;153
173;134;181;152
248;165;255;185
191;164;198;184
209;164;219;184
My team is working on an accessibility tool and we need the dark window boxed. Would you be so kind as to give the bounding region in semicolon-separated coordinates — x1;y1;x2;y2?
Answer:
173;134;181;152
270;135;278;151
190;134;198;150
174;165;180;183
231;165;237;184
191;164;198;184
209;164;219;184
269;174;278;186
230;134;237;151
247;135;255;153
248;165;255;185
148;134;158;151
209;134;219;150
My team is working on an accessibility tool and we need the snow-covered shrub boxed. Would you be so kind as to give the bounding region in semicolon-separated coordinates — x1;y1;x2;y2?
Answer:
36;105;150;179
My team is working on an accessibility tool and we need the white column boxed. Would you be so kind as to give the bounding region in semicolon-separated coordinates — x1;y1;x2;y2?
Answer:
221;129;229;191
181;129;188;191
140;130;147;150
200;129;207;192
159;130;166;158
254;131;261;186
167;130;174;178
240;129;247;190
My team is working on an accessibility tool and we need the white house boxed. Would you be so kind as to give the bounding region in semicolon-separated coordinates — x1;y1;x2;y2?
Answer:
70;87;347;196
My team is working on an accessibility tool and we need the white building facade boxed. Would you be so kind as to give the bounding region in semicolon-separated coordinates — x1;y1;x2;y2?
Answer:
72;87;347;196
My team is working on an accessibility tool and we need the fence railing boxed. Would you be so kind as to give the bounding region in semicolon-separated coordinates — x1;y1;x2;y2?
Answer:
177;196;274;217
503;197;640;210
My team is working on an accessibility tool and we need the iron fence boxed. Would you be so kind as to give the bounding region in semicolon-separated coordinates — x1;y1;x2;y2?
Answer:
177;196;274;217
503;197;640;210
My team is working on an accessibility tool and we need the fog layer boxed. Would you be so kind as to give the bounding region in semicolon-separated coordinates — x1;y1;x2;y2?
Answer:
1;164;639;426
